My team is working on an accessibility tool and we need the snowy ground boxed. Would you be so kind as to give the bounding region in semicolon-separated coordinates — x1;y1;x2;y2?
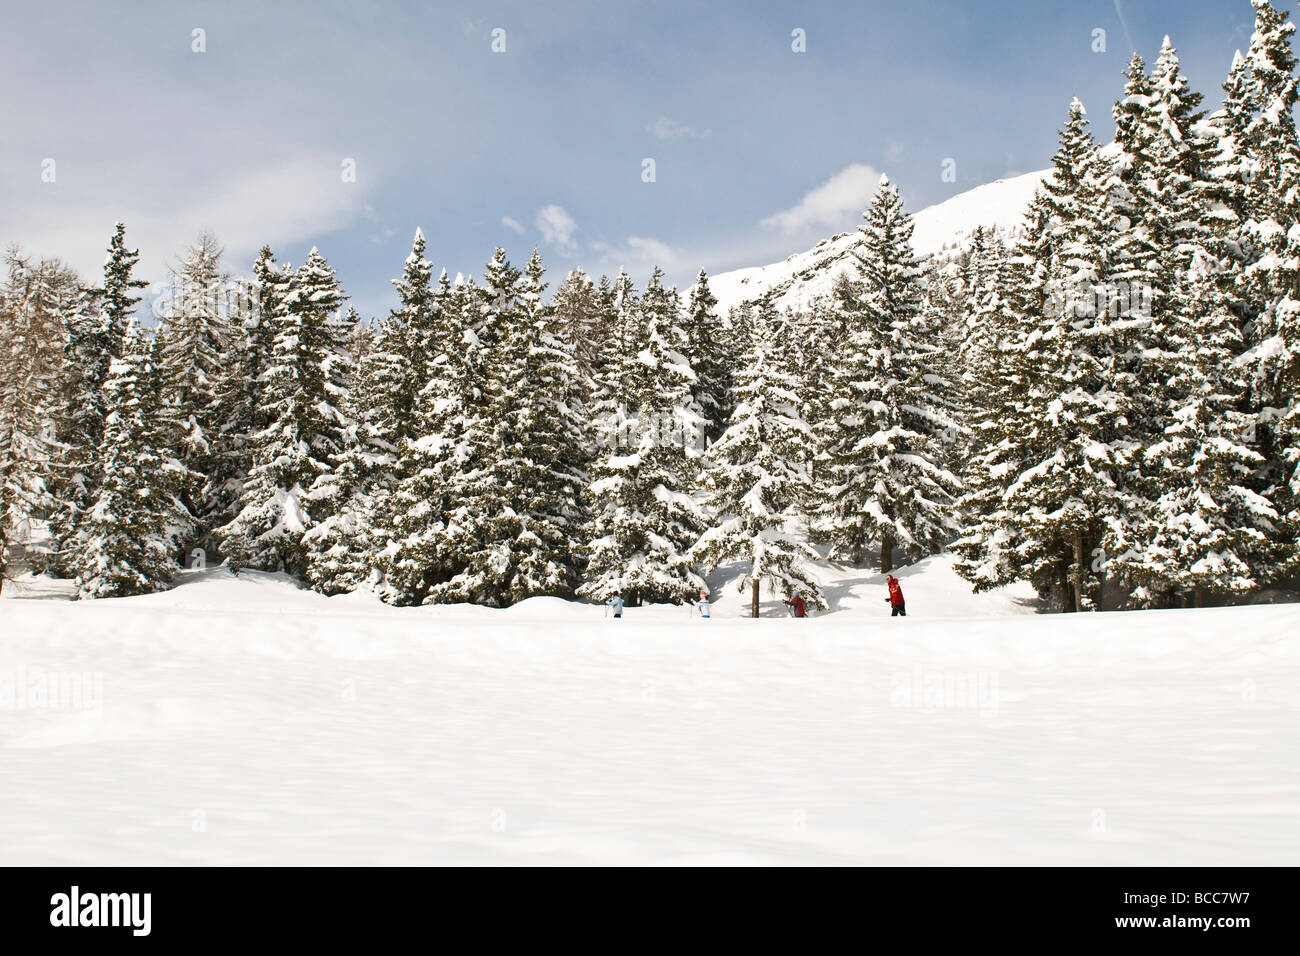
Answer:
1;556;1297;865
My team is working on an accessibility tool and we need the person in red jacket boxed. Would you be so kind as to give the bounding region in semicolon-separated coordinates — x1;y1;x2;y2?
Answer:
885;575;906;617
783;593;807;617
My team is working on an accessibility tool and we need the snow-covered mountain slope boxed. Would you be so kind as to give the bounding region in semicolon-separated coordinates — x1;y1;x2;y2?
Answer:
710;168;1048;315
4;556;1298;865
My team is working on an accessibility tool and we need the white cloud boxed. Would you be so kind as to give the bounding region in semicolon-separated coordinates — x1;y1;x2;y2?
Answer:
2;152;373;287
652;116;712;140
501;215;525;235
536;204;578;251
759;162;882;234
624;236;678;267
588;236;679;276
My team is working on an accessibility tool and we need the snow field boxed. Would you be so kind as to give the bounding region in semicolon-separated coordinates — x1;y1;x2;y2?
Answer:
2;557;1296;865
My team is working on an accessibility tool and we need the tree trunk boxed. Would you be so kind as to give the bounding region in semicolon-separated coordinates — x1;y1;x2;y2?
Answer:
1071;531;1085;613
880;531;893;575
1059;569;1072;614
1194;585;1204;609
751;579;760;619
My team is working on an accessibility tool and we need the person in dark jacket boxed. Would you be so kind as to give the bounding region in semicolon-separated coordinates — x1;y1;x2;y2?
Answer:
885;575;905;616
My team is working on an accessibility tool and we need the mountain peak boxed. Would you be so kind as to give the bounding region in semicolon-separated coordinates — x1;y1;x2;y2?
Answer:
707;167;1049;315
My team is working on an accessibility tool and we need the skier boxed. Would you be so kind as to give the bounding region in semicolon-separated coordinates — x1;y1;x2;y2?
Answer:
606;592;624;619
782;593;807;618
885;574;906;617
695;589;711;619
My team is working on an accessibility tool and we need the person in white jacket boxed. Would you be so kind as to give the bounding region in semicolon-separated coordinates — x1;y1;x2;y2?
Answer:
695;589;711;618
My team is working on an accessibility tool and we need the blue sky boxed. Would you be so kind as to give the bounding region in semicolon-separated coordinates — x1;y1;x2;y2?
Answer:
0;0;1265;318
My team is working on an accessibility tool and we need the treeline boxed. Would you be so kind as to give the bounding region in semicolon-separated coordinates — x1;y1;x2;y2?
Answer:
949;8;1300;611
2;0;1298;613
0;190;953;611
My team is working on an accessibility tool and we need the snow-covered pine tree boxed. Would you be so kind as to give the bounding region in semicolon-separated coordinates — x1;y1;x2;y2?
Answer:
773;302;830;524
608;268;639;380
576;275;639;603
297;296;392;595
1104;37;1247;600
324;281;423;597
0;251;79;592
426;248;521;605
726;305;756;380
948;234;998;448
694;297;823;616
1099;50;1176;431
954;101;1127;609
1200;50;1259;320
303;317;392;595
1236;0;1300;571
631;270;707;601
144;318;198;566
587;274;620;388
1098;46;1165;352
684;269;731;446
375;263;473;606
582;270;641;472
785;297;838;498
960;225;990;296
925;256;967;376
1004;100;1134;611
905;263;963;485
245;246;290;434
48;223;149;573
73;321;187;598
379;230;440;454
1112;37;1207;317
815;175;956;573
578;267;706;605
1121;253;1280;606
498;250;587;601
205;249;289;546
1112;52;1155;187
220;248;350;575
155;231;236;554
951;237;1036;591
83;223;150;438
1239;0;1299;247
552;267;602;407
